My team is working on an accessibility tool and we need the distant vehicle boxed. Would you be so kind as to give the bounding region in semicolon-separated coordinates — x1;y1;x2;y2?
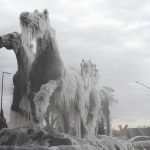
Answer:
129;136;150;142
129;136;150;149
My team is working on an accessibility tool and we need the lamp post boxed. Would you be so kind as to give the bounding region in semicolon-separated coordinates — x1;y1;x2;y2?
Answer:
0;72;11;114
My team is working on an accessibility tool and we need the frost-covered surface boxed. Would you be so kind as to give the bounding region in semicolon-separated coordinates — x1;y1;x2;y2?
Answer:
0;127;139;150
33;80;58;128
9;96;33;129
99;87;118;136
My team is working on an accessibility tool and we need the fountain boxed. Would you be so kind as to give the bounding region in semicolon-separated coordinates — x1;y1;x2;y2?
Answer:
0;9;141;150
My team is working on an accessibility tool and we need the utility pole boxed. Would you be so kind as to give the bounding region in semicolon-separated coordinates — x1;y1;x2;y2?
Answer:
135;81;150;90
0;72;11;113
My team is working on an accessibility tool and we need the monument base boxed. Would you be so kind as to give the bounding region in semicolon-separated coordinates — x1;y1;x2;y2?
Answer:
0;127;135;150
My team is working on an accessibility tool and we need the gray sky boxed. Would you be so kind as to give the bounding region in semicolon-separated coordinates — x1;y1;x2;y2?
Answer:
1;0;150;129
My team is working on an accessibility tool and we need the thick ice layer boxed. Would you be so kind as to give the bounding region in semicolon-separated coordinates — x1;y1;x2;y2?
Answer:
0;127;137;150
9;80;58;129
33;80;58;127
9;96;33;129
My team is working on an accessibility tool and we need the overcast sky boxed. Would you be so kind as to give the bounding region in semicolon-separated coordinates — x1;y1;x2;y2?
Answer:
1;0;150;129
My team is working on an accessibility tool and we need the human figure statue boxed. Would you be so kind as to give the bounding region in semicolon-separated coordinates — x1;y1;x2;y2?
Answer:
80;59;101;136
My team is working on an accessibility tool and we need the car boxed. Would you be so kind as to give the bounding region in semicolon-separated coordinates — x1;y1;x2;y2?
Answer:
129;136;150;142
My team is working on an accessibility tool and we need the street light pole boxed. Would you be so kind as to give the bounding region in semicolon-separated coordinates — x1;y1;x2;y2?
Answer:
0;73;4;113
0;72;11;114
135;81;150;90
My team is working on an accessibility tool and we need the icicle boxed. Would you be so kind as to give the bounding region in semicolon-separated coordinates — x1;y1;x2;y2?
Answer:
9;96;32;129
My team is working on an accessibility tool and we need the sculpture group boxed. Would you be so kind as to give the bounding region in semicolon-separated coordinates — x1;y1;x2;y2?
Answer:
0;9;117;138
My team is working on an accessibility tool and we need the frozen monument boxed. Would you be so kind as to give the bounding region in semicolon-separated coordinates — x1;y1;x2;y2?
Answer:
0;9;144;149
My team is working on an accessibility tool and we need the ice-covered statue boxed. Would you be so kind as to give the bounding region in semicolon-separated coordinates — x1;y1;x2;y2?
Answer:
80;59;101;136
19;9;91;137
0;8;141;150
0;32;36;128
99;87;118;136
